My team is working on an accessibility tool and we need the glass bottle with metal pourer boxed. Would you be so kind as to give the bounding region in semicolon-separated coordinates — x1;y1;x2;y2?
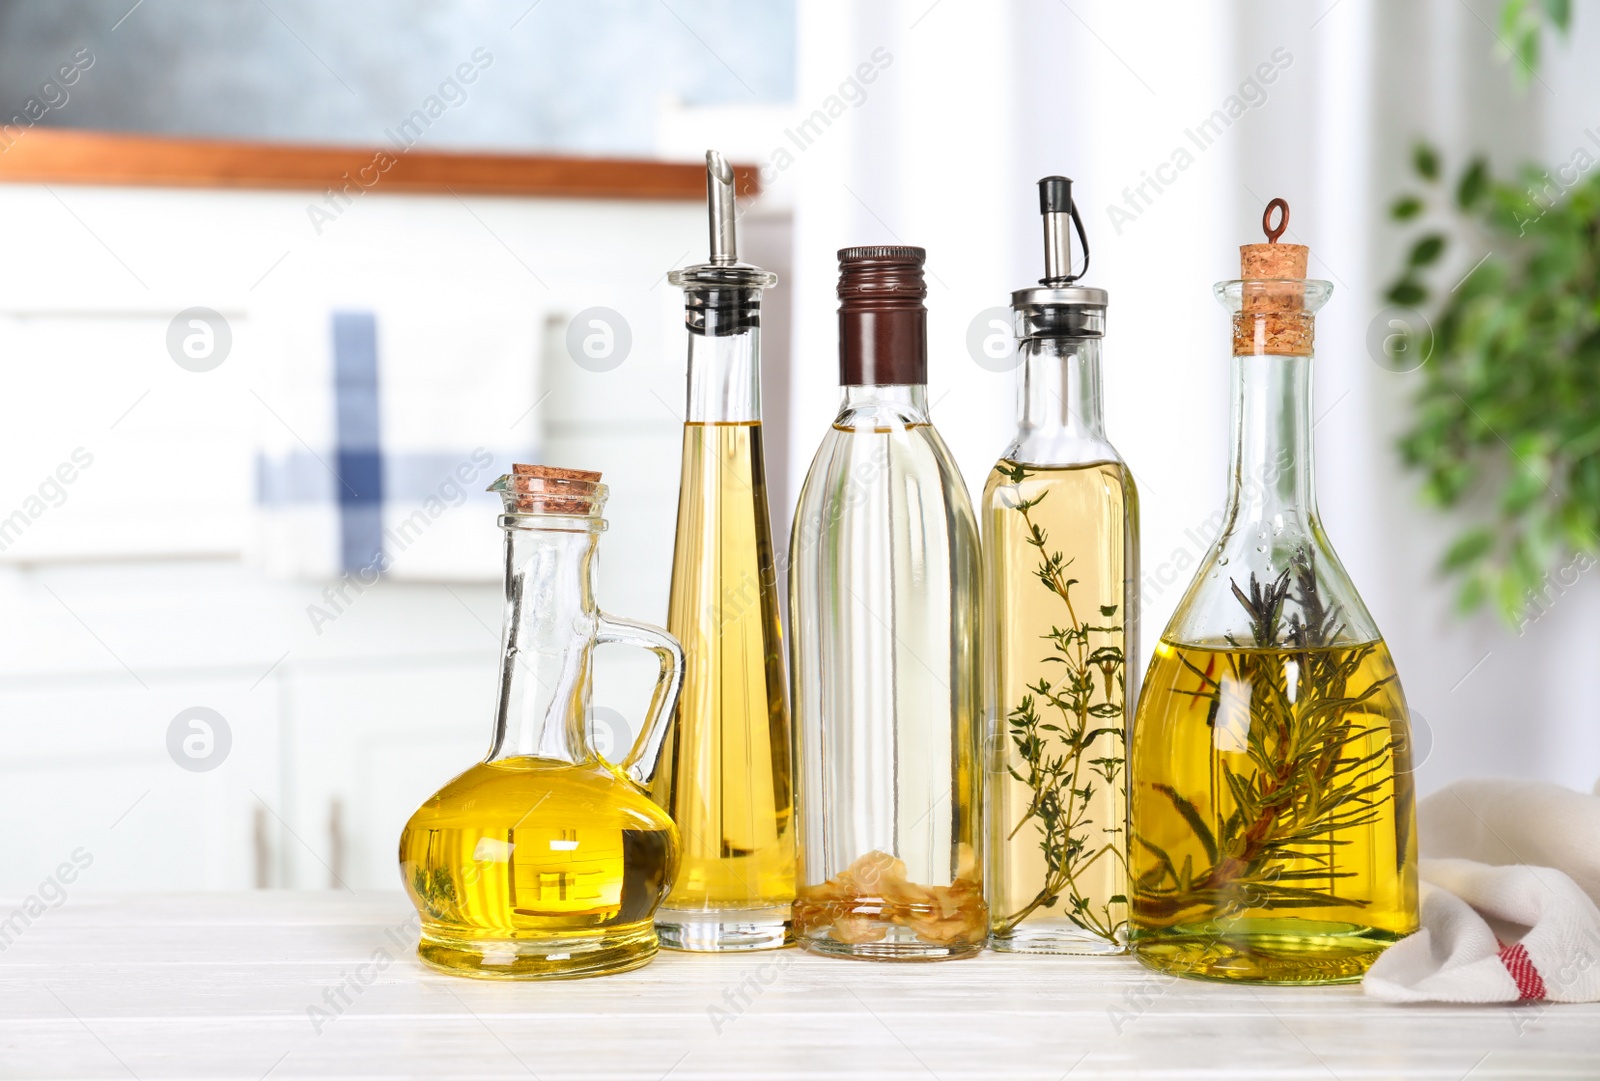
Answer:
789;246;987;961
1128;201;1419;983
652;151;795;952
984;177;1139;955
400;465;686;980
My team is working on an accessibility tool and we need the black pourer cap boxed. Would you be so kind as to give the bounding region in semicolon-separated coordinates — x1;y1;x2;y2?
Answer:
1039;176;1073;214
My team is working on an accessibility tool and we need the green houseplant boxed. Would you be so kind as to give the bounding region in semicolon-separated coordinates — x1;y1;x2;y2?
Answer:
1383;0;1599;625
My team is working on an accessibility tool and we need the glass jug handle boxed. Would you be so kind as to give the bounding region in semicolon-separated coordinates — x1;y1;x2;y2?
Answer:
594;614;685;788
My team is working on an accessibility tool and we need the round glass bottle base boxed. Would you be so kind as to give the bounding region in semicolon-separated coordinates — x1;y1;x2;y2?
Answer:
793;915;984;962
1131;921;1406;984
415;922;658;980
796;932;983;962
655;907;793;952
990;923;1127;956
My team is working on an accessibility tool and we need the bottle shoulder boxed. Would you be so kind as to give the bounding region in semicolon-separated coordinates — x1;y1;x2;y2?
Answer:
1000;429;1127;471
791;417;979;553
1159;514;1381;648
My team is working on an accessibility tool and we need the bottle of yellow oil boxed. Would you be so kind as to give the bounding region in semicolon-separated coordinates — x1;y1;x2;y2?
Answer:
400;465;687;979
1127;202;1418;983
984;177;1139;955
652;151;795;951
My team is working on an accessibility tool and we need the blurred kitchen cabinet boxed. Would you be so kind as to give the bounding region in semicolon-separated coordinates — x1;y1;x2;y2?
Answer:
0;134;756;893
0;670;282;891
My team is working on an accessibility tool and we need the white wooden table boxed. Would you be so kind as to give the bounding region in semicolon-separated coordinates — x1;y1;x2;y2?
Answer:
2;893;1596;1080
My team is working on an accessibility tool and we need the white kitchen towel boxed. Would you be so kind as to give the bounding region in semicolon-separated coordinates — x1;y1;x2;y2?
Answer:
251;285;543;582
1364;776;1600;1003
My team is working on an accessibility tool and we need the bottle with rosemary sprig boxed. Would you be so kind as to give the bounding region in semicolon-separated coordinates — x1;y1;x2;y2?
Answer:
1127;200;1418;984
982;178;1140;955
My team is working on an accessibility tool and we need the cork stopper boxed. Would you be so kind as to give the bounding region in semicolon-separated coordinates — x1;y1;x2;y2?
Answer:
1234;198;1314;357
497;463;605;516
512;464;601;483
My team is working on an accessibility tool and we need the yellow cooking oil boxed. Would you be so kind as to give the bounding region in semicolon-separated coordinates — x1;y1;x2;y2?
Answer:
983;459;1133;953
1129;637;1418;983
400;754;679;979
653;420;795;928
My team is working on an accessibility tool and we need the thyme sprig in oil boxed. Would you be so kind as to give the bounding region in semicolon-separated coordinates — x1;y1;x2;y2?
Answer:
993;463;1128;945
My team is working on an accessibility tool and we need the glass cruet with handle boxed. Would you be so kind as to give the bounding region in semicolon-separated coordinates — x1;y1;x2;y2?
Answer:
399;464;686;980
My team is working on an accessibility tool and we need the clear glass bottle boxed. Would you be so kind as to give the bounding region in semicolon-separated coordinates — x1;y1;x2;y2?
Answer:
789;245;987;961
984;177;1139;955
400;465;686;980
653;151;795;951
1128;203;1419;983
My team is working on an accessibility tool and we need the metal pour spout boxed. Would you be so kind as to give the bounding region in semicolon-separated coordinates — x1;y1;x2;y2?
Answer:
707;149;737;265
1041;176;1072;283
1038;175;1090;286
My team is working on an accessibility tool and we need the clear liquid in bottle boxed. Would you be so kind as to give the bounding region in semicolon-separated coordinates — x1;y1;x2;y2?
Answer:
790;246;986;961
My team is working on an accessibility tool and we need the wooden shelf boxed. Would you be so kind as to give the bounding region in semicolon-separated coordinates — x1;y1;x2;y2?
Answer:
0;128;759;200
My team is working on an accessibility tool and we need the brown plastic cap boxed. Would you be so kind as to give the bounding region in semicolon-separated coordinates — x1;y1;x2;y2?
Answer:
837;245;928;385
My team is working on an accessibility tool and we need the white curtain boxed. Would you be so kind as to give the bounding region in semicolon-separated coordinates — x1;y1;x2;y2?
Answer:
787;0;1600;794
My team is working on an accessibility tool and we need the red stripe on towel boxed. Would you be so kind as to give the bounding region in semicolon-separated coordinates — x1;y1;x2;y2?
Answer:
1497;942;1546;1001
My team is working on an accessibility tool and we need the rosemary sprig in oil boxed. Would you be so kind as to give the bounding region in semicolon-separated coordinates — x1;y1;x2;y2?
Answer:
1132;550;1398;926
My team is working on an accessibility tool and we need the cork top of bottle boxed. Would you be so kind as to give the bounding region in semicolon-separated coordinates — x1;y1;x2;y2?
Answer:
512;464;601;482
1229;199;1327;357
492;464;607;517
1239;198;1309;283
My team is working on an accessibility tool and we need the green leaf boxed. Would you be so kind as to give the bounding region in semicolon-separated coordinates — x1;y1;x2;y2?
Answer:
1542;0;1571;32
1153;783;1218;866
1441;527;1495;571
1099;604;1118;617
1408;234;1447;267
1386;279;1427;306
1413;142;1440;181
1391;194;1424;220
1456;158;1489;210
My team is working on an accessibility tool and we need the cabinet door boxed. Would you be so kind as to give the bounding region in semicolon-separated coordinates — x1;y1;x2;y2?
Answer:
281;646;493;892
0;676;281;893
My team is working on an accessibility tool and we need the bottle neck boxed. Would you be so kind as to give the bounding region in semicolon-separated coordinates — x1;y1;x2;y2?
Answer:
488;524;601;765
684;289;762;423
1019;335;1104;439
836;383;929;425
1224;354;1317;528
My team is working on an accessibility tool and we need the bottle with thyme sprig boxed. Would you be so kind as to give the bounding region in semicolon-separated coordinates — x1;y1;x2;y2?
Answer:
982;178;1139;954
1127;201;1418;984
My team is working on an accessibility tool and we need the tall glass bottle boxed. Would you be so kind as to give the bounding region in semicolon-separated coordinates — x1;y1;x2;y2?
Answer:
1128;202;1419;983
789;245;986;961
652;151;794;951
984;177;1139;955
400;465;685;979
